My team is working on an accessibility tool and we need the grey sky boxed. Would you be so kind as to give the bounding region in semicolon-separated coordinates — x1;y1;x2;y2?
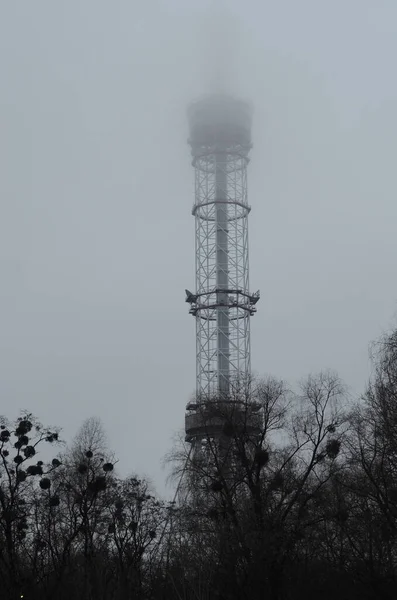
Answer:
1;0;396;495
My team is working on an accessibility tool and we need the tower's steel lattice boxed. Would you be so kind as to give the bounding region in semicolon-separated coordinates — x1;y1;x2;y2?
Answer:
185;95;259;404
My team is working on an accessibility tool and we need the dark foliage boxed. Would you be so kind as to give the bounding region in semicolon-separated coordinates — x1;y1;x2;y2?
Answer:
2;328;397;599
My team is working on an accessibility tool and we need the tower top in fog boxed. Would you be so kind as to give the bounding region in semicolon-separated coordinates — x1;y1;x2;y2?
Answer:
187;94;253;150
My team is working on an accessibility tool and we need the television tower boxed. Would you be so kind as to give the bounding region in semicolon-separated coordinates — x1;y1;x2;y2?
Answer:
185;94;260;444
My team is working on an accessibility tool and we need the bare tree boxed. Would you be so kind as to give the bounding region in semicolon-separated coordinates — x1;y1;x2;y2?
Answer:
0;412;61;598
166;372;349;600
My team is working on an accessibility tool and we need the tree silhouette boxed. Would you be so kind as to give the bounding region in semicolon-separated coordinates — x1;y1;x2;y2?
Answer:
3;328;397;599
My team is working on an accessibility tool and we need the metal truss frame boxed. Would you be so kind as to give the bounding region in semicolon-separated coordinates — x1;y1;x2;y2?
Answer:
186;139;259;399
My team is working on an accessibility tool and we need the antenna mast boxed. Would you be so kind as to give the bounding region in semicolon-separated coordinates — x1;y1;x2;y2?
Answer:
185;94;260;443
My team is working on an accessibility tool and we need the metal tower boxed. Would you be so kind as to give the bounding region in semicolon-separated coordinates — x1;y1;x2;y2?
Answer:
185;94;260;442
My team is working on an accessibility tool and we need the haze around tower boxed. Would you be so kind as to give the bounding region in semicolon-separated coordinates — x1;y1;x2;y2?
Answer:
1;1;397;499
196;1;243;97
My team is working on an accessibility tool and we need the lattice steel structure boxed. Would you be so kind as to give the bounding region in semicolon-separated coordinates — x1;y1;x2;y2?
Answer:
185;94;259;405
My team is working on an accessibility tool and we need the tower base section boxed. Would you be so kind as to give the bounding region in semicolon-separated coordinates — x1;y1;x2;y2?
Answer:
185;399;262;443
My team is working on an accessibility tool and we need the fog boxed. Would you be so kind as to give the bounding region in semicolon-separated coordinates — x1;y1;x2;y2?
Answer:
1;0;396;495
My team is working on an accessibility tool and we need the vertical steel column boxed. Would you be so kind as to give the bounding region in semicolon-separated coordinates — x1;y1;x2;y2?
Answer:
215;152;230;395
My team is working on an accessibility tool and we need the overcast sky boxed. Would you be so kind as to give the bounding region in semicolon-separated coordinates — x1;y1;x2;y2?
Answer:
1;0;397;495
